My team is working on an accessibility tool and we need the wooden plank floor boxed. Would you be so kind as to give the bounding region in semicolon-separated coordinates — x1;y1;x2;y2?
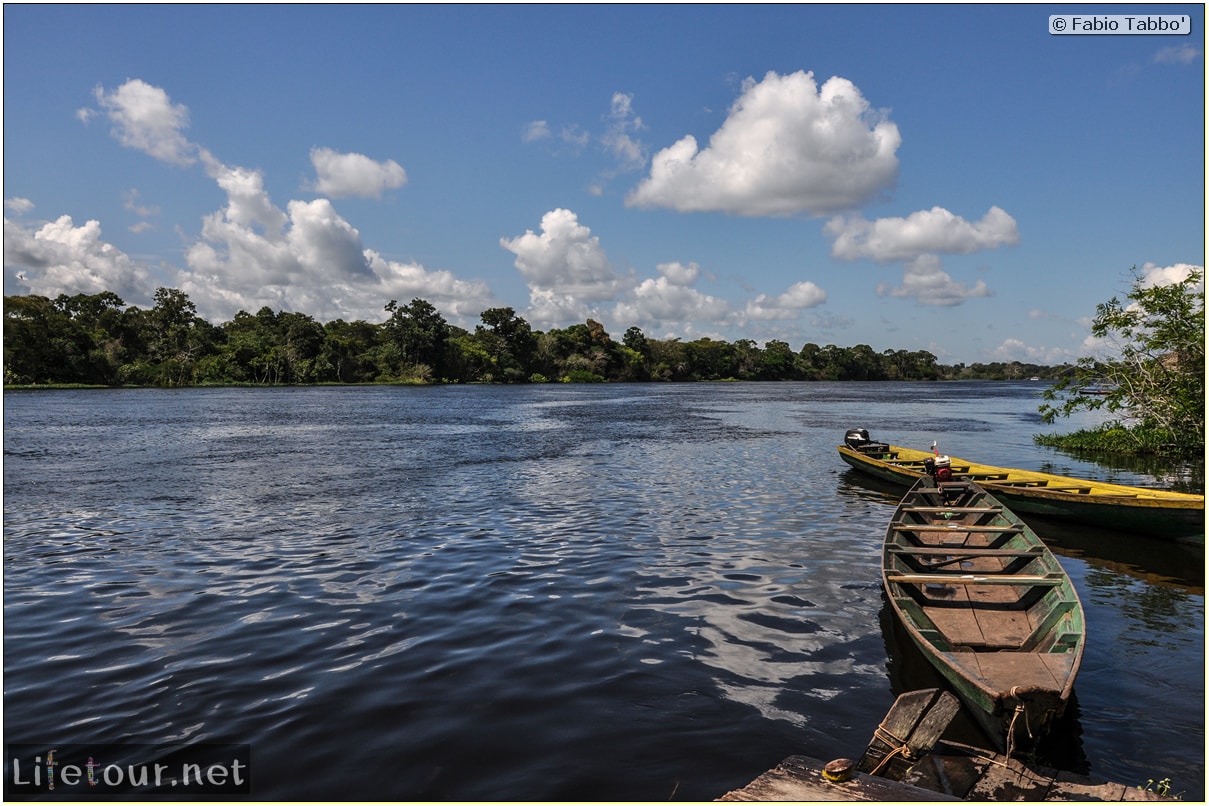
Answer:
719;749;1177;802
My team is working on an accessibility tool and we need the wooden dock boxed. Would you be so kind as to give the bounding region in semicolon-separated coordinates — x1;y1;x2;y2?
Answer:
718;746;1175;801
719;689;1176;802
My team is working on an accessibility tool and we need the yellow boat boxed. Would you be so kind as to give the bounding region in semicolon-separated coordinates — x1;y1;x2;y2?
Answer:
839;430;1204;540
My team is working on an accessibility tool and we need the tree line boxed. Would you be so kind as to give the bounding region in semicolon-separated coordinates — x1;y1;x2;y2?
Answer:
3;289;1064;387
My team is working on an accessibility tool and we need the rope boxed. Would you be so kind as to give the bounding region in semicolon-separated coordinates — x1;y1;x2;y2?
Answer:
867;722;913;777
1004;686;1039;760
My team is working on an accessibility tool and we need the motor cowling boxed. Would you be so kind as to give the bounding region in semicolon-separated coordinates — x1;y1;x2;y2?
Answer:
844;428;871;449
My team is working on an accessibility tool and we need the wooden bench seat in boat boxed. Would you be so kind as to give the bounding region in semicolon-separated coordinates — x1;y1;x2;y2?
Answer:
886;545;1045;559
889;524;1025;535
900;506;1004;514
884;572;1065;586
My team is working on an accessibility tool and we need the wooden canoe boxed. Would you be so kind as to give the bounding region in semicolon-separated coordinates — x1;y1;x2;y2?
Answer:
839;438;1204;539
882;477;1085;756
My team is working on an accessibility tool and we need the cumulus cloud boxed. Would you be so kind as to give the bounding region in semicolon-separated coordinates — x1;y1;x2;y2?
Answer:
91;79;197;166
825;206;1020;262
1138;261;1203;289
743;280;828;320
501;210;833;334
4;215;154;303
824;205;1016;308
876;255;991;306
500;209;624;327
626;70;900;216
612;261;730;328
182;161;490;322
309;147;407;199
24;78;493;324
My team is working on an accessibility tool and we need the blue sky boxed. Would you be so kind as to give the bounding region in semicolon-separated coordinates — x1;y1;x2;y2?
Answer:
4;4;1204;365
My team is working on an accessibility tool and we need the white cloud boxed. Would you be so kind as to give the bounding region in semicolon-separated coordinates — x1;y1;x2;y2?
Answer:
498;207;623;321
876;254;991;307
626;70;900;216
743;280;827;320
1154;44;1201;65
1138;261;1203;289
183;163;489;322
522;120;551;142
365;250;494;320
658;260;700;286
309;147;407;199
92;79;197;166
612;261;730;328
986;338;1073;365
123;188;159;219
286;198;374;278
43;78;493;325
601;92;647;171
5;197;35;215
4;215;154;303
561;125;590;149
826;206;1020;262
501;212;831;333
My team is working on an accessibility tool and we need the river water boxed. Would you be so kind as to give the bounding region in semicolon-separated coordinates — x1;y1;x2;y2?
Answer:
3;382;1203;800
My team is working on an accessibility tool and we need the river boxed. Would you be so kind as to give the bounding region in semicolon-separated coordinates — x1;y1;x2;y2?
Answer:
3;382;1203;799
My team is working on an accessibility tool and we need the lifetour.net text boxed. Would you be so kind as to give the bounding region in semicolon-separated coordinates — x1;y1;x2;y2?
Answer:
5;744;251;796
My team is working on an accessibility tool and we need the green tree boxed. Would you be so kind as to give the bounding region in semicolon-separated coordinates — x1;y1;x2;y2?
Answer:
1040;266;1205;455
319;319;380;383
123;288;220;386
647;337;685;381
383;298;450;381
57;291;139;385
760;339;798;380
4;295;72;384
683;337;736;380
477;307;536;382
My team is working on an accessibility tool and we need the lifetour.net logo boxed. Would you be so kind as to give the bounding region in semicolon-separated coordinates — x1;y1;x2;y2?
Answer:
4;744;251;797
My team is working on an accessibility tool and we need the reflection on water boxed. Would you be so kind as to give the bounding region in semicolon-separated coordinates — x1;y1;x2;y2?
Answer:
3;382;1203;800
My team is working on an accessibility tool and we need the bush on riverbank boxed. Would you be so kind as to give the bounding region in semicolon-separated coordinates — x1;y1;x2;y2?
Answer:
1038;266;1204;461
1035;423;1200;459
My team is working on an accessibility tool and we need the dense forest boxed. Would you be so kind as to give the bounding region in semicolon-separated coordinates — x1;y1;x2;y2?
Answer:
4;289;1070;387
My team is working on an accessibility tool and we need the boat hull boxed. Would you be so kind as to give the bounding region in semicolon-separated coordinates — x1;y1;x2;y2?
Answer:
882;478;1085;754
840;443;1204;539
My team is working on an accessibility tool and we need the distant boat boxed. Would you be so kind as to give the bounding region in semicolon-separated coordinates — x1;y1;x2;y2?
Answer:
839;429;1204;539
1077;383;1117;395
882;477;1085;755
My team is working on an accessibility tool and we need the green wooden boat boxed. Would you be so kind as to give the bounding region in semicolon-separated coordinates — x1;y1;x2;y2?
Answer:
840;429;1204;539
882;477;1085;756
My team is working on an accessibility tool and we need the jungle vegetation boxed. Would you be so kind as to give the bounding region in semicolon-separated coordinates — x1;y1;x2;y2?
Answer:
4;289;1062;388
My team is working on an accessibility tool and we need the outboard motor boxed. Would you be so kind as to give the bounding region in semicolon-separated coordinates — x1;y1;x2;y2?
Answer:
844;428;871;449
934;455;952;482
